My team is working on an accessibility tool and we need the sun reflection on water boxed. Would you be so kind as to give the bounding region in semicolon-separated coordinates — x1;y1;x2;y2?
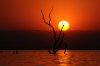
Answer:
55;50;72;66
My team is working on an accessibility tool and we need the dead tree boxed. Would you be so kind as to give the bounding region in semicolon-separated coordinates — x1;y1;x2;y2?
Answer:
15;50;18;54
41;8;65;54
64;42;67;54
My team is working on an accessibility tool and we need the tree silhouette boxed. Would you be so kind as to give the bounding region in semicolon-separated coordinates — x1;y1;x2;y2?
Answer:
15;50;18;54
41;8;65;54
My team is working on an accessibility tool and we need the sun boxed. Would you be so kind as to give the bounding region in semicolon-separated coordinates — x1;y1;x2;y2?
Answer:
58;20;69;31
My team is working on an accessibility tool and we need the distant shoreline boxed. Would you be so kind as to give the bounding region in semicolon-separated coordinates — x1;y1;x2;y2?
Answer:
0;30;100;50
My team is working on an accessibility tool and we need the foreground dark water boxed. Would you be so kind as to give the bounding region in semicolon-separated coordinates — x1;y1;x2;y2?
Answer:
0;50;100;66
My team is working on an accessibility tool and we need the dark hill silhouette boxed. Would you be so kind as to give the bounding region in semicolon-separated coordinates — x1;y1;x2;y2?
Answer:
0;30;100;50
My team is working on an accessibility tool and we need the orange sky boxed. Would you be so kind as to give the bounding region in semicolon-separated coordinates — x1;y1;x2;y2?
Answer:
0;0;100;30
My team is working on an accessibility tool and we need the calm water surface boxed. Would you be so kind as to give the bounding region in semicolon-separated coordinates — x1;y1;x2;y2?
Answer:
0;50;100;66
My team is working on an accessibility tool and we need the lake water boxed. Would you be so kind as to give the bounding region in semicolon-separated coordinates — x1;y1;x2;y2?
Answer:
0;50;100;66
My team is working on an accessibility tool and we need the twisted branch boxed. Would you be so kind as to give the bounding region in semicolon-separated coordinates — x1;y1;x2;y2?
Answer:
41;8;65;54
55;33;64;53
41;9;57;50
49;8;53;24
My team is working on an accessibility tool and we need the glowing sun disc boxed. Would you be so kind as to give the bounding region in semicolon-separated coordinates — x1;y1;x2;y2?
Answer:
58;20;69;31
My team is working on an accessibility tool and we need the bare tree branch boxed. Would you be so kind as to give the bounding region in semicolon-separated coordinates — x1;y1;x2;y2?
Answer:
54;24;64;54
41;9;49;25
53;23;64;54
41;8;57;54
41;9;57;42
49;8;53;25
41;8;65;54
55;33;64;53
57;24;64;43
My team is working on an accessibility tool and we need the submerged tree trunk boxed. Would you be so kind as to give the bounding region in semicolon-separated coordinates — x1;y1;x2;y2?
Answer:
15;50;18;54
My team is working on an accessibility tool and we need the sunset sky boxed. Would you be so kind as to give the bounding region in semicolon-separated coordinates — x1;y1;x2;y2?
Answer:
0;0;100;31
